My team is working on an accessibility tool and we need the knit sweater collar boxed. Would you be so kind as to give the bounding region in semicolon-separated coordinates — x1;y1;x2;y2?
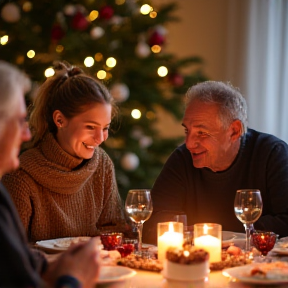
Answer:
41;133;83;170
20;133;98;194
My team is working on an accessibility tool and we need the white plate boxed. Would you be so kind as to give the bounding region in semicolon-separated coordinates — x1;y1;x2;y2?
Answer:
35;236;91;253
223;263;288;285
271;237;288;255
97;266;136;284
222;231;245;248
272;248;288;255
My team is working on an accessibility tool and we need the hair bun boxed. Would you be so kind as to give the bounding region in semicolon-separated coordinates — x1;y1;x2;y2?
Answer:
68;67;83;77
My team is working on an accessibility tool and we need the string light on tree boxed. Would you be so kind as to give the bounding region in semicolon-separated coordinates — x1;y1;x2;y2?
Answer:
150;11;157;18
27;50;35;59
95;53;103;62
140;4;152;15
151;45;161;53
89;10;99;21
97;70;107;80
0;35;8;45
45;67;55;78
106;57;117;68
84;56;94;67
131;109;141;119
158;66;168;77
22;1;33;12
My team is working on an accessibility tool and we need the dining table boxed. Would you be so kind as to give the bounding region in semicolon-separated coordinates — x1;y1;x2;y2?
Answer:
40;233;288;288
128;268;288;288
44;253;288;288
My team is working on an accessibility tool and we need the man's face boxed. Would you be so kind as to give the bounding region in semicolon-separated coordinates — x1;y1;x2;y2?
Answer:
182;100;237;172
0;89;31;175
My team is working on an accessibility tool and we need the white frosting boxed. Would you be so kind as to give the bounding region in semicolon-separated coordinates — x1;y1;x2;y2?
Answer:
162;259;209;281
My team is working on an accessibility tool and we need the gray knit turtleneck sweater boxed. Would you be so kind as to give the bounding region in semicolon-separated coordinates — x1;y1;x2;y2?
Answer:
2;133;126;242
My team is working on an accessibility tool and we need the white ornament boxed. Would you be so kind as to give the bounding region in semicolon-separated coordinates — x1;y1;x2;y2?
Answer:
131;127;143;140
63;4;76;16
121;152;139;171
139;136;153;148
90;27;105;39
135;42;151;58
110;83;130;102
1;3;20;23
155;25;167;36
109;16;124;26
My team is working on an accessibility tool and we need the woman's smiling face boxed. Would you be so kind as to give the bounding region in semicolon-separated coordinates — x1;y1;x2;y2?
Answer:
55;102;112;160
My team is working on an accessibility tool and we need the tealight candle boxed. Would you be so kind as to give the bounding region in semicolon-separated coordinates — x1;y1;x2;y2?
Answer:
157;222;183;263
194;223;222;263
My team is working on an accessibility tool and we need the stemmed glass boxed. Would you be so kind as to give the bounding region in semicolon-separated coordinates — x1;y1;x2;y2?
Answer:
234;189;263;252
125;189;153;252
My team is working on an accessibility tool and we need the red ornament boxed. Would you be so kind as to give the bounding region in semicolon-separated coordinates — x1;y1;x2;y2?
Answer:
168;73;184;87
148;31;165;47
71;11;89;31
51;24;65;42
99;5;114;20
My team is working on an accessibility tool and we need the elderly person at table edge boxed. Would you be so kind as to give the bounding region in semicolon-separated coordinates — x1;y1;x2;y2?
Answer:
2;60;127;243
143;81;288;245
0;60;101;288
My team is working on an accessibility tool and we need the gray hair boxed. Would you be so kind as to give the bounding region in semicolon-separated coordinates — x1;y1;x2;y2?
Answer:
0;61;31;119
185;81;248;134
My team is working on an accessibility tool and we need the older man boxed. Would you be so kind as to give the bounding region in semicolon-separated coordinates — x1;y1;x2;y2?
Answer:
143;81;288;244
0;61;100;288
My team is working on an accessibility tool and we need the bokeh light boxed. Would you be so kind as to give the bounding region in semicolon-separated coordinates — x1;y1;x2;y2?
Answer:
84;56;94;67
131;109;141;119
157;66;168;77
95;53;103;62
45;67;55;78
140;4;152;15
106;57;117;68
89;10;99;21
27;50;35;58
0;35;8;45
97;70;107;79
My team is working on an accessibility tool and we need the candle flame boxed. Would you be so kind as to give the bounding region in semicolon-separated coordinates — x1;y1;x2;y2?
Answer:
168;222;175;232
183;250;190;257
203;224;209;234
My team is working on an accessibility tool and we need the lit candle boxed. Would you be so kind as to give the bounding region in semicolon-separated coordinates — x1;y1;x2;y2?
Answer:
158;222;183;263
194;223;222;263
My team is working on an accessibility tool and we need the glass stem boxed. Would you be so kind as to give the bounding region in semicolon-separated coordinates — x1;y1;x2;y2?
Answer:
244;223;253;252
136;223;143;252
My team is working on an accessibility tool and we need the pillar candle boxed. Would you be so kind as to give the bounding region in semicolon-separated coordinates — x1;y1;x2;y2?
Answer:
157;222;183;263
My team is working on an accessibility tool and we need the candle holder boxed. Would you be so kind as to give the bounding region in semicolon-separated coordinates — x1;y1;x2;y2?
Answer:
100;232;123;251
193;223;222;263
157;221;183;263
251;230;277;256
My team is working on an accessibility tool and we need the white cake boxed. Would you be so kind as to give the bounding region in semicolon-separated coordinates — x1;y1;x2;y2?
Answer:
162;247;209;282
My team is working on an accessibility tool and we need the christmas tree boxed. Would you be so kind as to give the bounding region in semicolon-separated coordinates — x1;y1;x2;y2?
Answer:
0;0;207;199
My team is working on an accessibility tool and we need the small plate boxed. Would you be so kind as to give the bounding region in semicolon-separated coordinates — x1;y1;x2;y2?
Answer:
223;263;288;285
35;236;91;253
97;266;136;284
272;248;288;255
222;231;245;249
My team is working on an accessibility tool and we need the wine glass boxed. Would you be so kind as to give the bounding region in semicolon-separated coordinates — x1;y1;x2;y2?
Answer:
125;189;153;252
234;189;263;252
